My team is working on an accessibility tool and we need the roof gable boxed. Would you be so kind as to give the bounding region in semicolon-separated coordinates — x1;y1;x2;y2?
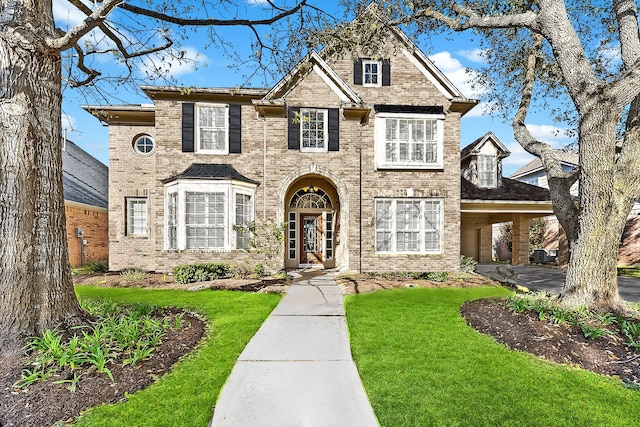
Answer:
510;150;578;179
461;132;510;161
62;140;109;209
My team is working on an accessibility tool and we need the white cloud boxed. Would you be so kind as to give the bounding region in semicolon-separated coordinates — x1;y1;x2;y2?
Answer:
140;46;208;79
526;124;572;148
457;49;486;63
429;51;486;98
246;0;269;4
61;113;77;131
53;0;90;29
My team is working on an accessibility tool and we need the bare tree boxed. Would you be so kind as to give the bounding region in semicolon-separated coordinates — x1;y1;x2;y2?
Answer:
0;0;325;352
329;0;640;312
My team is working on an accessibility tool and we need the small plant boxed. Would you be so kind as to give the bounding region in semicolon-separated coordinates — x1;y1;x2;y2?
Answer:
253;263;266;278
581;324;613;340
621;320;640;350
506;295;534;313
231;262;254;279
53;372;83;392
121;268;146;280
460;255;478;273
425;272;449;282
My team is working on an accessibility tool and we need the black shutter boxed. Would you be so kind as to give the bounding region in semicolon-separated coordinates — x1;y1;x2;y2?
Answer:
182;103;195;152
328;108;339;152
354;59;363;85
382;59;391;86
288;107;300;150
228;104;242;153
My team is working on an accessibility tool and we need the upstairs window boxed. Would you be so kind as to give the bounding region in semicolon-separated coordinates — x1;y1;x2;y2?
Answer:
300;109;328;152
197;104;229;154
363;60;382;87
375;113;444;169
478;155;497;187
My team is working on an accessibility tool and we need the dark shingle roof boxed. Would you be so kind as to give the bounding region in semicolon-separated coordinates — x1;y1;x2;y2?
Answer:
461;177;551;201
162;164;260;185
62;140;108;209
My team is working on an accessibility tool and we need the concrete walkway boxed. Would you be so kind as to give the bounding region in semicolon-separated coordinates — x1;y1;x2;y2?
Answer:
477;263;640;302
209;269;379;427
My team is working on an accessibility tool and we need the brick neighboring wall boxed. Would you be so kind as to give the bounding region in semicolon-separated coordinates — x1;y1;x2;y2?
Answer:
65;203;108;267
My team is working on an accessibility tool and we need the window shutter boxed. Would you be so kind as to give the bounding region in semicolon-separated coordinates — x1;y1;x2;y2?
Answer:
354;59;363;85
382;59;391;86
228;104;242;153
328;108;340;152
288;107;300;150
182;103;195;152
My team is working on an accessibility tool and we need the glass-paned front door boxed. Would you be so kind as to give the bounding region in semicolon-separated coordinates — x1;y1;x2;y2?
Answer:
301;214;322;264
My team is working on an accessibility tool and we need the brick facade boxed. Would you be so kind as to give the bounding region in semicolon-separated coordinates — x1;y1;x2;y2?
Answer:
65;202;109;267
90;30;474;274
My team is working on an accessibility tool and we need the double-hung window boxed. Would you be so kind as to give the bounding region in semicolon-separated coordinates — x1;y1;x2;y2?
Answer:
300;109;328;152
165;181;255;251
185;192;225;249
363;60;382;87
478;155;497;188
375;198;443;253
126;198;148;236
375;113;444;169
197;104;229;154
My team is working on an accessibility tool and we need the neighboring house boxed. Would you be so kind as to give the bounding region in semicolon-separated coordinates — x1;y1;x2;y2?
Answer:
62;138;109;267
83;7;549;273
459;133;552;265
510;152;640;266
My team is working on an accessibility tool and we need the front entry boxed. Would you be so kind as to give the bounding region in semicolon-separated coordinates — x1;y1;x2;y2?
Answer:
301;215;322;264
285;175;338;269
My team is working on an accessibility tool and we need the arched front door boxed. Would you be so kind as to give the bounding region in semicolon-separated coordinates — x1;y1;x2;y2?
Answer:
285;175;338;268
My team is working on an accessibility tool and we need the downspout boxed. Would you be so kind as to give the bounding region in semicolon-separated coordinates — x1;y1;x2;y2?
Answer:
359;122;363;274
257;112;267;222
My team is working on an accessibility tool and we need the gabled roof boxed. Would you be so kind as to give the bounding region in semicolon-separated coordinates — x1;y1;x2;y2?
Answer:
510;150;578;179
62;139;108;209
461;177;551;202
460;132;510;161
161;164;260;186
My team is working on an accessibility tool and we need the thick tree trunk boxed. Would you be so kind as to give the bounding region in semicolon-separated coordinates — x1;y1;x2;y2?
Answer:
0;1;85;353
559;112;628;312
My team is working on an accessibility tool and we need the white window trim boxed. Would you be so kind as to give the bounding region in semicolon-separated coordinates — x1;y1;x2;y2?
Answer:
164;180;255;251
133;135;155;156
233;188;255;250
196;103;229;155
300;108;329;153
374;112;445;170
363;59;382;87
126;197;148;236
374;198;444;255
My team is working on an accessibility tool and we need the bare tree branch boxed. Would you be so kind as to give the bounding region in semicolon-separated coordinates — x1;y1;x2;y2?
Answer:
118;0;307;27
46;0;122;51
70;42;101;87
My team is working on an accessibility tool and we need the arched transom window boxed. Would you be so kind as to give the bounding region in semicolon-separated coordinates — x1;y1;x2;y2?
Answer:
290;188;332;209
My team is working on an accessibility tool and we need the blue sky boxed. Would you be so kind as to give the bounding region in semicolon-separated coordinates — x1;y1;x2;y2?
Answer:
54;0;575;176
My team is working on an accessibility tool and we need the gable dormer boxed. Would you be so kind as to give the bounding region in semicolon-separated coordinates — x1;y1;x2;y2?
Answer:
461;132;510;188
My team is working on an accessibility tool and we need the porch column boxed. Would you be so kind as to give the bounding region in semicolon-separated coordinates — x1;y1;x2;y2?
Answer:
479;223;493;263
511;215;530;265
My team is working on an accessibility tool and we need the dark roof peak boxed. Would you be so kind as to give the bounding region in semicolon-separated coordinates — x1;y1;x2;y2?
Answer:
162;163;260;186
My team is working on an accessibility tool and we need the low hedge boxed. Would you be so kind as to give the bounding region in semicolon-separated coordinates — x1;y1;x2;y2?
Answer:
173;263;231;284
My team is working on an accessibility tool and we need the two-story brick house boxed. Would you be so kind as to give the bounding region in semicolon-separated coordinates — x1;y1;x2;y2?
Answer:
85;8;552;273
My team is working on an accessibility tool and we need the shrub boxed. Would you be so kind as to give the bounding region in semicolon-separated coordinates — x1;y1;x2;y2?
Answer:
173;263;231;284
460;255;478;273
231;263;254;279
120;268;146;280
253;263;266;278
86;260;108;273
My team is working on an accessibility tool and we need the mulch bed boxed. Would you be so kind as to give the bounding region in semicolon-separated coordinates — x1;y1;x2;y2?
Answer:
461;298;640;387
0;309;205;427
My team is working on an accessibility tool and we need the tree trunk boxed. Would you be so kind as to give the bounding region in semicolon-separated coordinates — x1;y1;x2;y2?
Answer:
0;1;85;353
559;111;628;312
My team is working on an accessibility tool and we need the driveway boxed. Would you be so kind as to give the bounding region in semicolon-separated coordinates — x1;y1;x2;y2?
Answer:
476;264;640;303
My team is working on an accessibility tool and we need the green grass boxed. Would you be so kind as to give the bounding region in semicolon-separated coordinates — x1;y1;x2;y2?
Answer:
71;286;281;427
618;265;640;278
346;287;640;427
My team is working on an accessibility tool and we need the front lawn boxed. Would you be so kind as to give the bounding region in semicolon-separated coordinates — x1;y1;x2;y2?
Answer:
346;287;640;426
72;286;281;427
